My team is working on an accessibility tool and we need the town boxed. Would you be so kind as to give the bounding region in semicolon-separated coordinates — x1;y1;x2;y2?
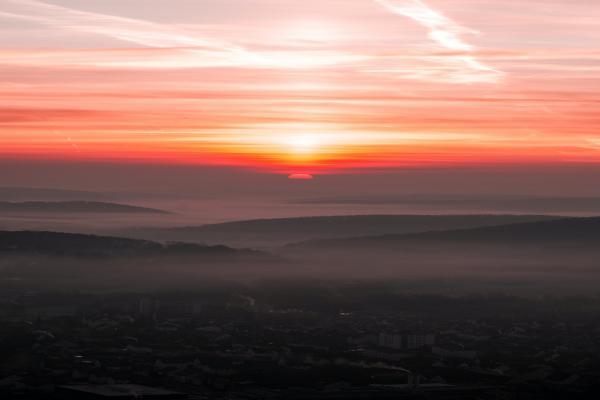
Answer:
1;282;599;399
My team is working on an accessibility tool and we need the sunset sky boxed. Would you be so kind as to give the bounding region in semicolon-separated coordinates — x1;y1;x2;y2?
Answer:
2;0;600;177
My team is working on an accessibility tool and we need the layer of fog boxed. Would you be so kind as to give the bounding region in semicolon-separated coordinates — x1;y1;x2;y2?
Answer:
2;241;600;297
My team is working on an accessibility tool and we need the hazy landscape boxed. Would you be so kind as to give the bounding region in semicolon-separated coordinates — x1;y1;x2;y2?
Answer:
3;0;600;398
3;185;600;400
1;187;599;296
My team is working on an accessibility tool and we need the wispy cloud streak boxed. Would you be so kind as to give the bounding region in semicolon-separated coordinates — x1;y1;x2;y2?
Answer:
2;0;257;67
2;0;366;69
373;0;503;82
375;0;473;51
2;0;501;80
3;0;241;51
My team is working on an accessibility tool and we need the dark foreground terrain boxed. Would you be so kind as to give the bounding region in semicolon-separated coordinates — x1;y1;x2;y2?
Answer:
1;283;600;399
2;214;600;399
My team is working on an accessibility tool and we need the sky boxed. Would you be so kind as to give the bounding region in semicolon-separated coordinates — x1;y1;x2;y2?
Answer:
1;0;600;179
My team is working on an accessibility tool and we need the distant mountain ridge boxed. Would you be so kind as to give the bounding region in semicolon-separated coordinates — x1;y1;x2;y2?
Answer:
286;216;600;250
291;194;600;214
278;216;600;278
0;230;265;258
0;230;276;290
0;201;169;214
0;187;110;201
122;214;560;247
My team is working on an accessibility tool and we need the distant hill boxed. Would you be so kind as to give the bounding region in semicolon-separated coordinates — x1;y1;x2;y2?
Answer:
280;217;600;277
0;187;110;201
122;214;560;247
0;230;265;258
0;201;169;214
292;194;600;214
0;230;276;290
287;216;600;250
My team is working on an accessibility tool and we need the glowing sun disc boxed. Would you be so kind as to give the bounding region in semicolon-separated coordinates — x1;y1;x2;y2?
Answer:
288;173;314;180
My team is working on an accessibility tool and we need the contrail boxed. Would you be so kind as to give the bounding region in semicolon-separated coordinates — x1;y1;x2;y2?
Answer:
374;0;474;51
3;0;242;51
2;0;501;82
1;0;363;69
2;0;257;68
373;0;503;82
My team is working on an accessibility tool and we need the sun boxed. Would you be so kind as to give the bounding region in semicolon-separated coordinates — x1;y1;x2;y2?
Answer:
288;173;314;180
287;134;320;154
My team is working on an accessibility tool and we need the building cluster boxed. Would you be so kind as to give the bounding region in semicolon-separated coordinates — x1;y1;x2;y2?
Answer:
1;290;599;399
